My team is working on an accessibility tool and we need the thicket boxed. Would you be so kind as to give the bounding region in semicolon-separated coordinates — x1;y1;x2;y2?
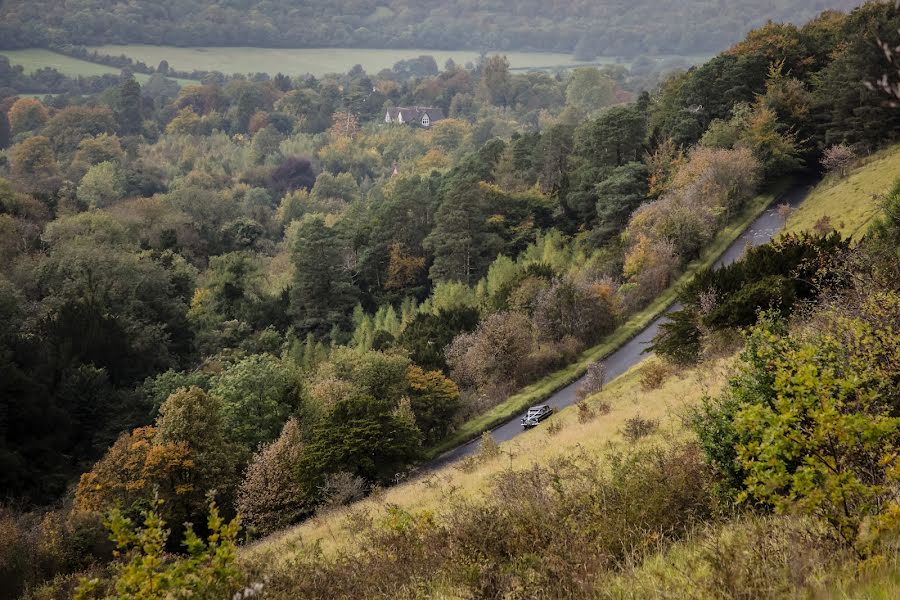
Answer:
652;231;851;364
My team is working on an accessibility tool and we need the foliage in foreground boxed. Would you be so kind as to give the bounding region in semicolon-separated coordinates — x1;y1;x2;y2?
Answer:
73;502;245;600
246;444;715;599
694;293;900;551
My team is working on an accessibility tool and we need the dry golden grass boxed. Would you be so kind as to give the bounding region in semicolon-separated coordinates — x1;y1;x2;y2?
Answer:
243;353;735;565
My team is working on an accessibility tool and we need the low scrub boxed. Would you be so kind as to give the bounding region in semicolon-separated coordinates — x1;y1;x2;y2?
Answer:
247;443;714;599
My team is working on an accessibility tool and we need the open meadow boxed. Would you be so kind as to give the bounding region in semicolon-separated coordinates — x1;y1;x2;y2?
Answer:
0;48;198;85
86;45;613;76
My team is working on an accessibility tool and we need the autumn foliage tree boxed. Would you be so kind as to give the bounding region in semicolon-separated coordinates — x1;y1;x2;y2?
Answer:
236;418;311;537
7;97;49;135
74;426;195;522
10;135;57;182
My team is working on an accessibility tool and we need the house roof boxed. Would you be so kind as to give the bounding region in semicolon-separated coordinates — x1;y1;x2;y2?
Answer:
386;106;445;122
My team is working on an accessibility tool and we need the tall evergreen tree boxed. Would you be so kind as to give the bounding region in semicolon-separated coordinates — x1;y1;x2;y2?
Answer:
424;178;501;284
289;215;358;336
114;78;143;136
0;110;10;150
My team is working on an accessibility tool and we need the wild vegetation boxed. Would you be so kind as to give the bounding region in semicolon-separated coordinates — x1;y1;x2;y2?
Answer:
1;2;900;599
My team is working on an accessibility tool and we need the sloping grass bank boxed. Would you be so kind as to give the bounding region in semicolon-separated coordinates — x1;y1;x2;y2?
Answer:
247;352;733;559
426;179;792;459
785;144;900;238
0;49;198;86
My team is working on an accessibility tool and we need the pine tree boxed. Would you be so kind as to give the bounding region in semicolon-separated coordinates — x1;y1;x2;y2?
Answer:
0;110;10;150
289;215;358;336
115;77;143;135
424;179;501;284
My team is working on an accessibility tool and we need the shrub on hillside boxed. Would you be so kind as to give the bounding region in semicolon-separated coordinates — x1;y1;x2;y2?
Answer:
622;416;659;442
73;502;245;600
249;443;714;598
694;293;900;550
652;231;849;364
640;360;673;391
0;508;110;600
576;361;606;401
236;418;311;538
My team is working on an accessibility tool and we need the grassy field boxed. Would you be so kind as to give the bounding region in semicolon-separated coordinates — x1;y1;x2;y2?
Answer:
0;49;197;86
85;45;706;77
426;179;791;459
2;45;704;87
785;144;900;238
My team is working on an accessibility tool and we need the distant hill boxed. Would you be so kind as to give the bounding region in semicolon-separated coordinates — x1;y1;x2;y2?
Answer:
0;0;861;56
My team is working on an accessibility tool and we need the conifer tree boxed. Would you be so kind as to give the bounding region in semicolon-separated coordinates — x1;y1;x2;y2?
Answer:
289;215;358;335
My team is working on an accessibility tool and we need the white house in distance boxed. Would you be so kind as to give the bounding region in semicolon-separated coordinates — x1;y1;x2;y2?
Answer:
384;106;445;128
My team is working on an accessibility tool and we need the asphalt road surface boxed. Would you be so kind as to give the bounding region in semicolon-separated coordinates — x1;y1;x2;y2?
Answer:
428;182;815;469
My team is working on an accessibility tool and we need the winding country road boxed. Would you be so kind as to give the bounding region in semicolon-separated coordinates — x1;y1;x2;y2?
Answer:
429;182;816;469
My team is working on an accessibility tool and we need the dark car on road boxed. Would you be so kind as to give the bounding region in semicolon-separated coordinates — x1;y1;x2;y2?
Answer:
521;405;554;429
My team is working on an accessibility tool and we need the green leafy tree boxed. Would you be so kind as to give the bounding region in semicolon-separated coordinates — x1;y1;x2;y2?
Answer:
0;109;10;150
310;347;411;406
155;386;241;512
593;162;650;245
289;214;358;336
10;135;58;183
650;54;768;146
565;105;647;227
406;365;461;445
477;55;511;107
77;161;127;208
304;394;422;485
36;234;193;386
114;78;143;136
250;124;282;164
565;68;616;113
7;97;49;135
195;251;269;329
42;106;117;156
74;134;126;167
700;298;900;549
424;179;502;284
397;307;480;372
210;354;298;453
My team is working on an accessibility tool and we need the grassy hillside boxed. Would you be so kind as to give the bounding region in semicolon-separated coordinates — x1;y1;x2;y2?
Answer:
248;345;899;599
0;48;198;86
785;144;900;238
246;353;731;559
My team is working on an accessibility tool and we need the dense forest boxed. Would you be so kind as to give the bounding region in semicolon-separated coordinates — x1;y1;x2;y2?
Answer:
0;0;859;56
1;1;900;598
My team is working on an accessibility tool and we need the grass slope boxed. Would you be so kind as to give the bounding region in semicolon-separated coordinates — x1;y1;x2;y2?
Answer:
247;353;733;560
785;144;900;238
0;49;198;86
427;179;792;459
